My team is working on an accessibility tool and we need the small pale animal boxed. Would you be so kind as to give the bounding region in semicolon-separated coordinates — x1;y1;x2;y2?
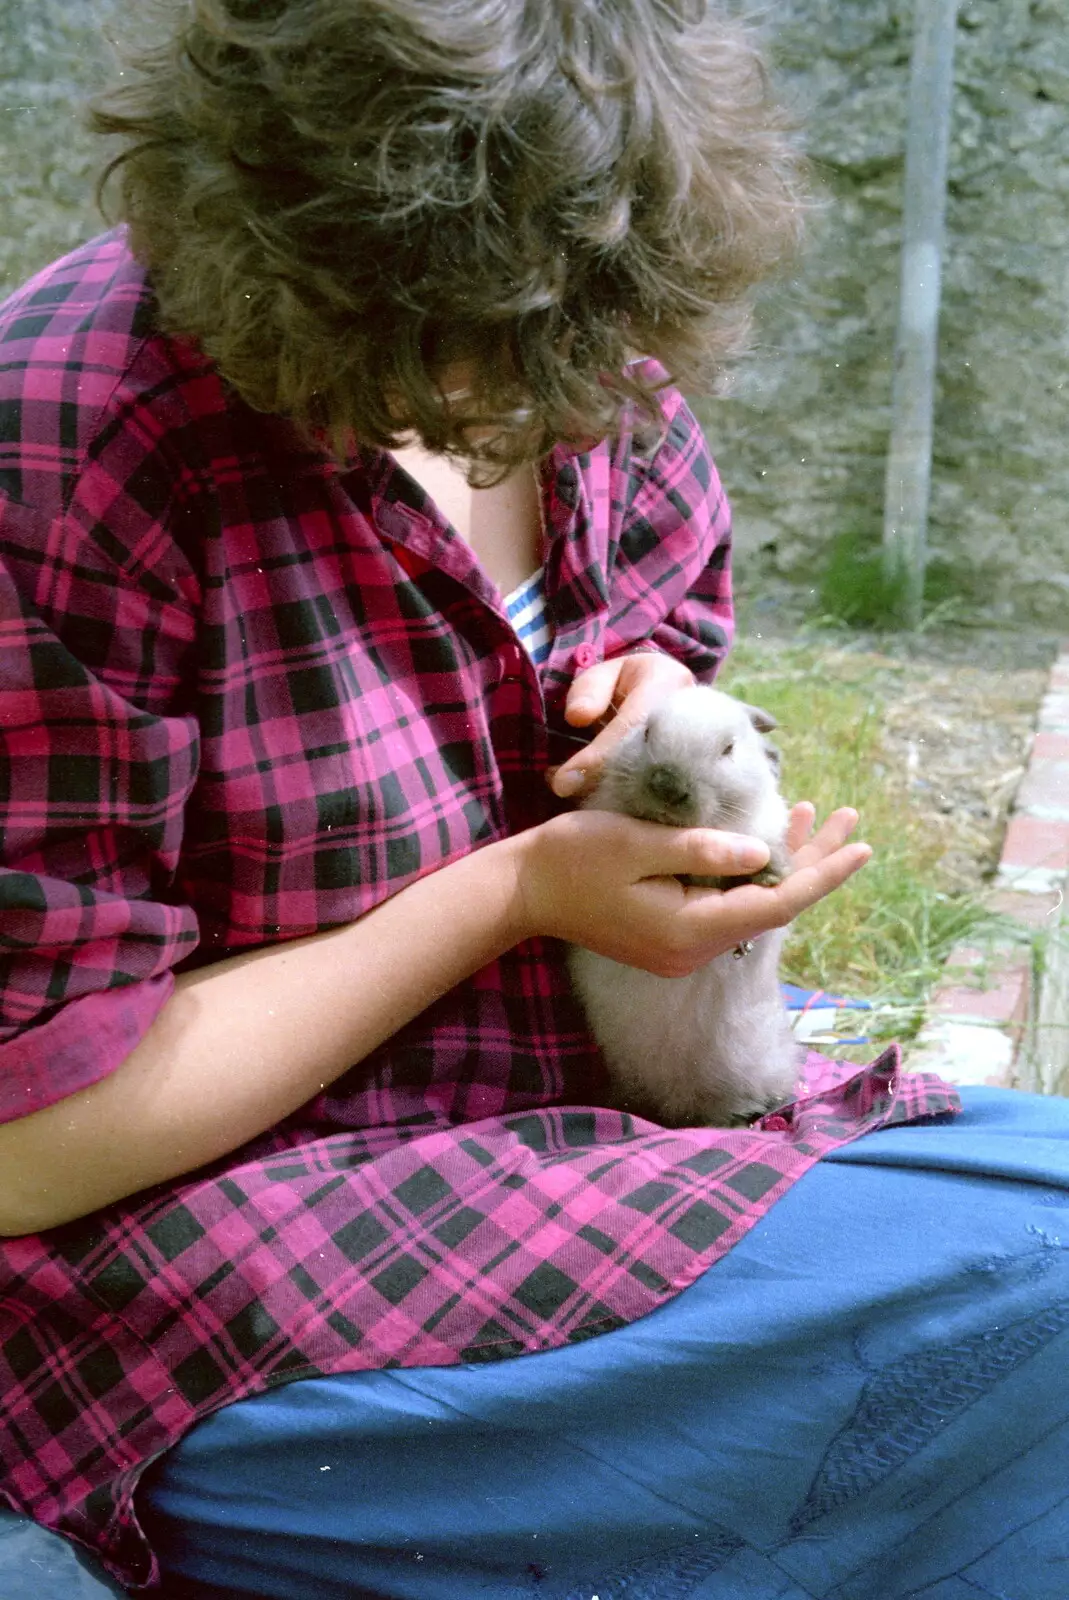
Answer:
568;685;800;1127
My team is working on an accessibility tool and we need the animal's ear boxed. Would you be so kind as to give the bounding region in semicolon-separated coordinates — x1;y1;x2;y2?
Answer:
740;701;778;734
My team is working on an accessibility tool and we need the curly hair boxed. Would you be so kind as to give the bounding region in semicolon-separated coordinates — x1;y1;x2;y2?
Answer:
90;0;807;475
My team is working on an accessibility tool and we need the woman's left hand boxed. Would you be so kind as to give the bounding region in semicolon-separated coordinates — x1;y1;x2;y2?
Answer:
548;651;695;800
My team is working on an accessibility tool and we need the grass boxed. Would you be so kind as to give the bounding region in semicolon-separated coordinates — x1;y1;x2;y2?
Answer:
718;636;1005;1048
815;528;970;633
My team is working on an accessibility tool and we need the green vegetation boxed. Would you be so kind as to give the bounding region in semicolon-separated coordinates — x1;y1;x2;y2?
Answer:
814;529;968;632
719;637;1003;1047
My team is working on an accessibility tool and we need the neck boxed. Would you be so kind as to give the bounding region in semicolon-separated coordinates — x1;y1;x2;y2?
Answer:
390;443;545;593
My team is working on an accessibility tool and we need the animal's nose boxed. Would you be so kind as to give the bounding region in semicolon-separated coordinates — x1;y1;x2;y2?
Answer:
646;764;691;809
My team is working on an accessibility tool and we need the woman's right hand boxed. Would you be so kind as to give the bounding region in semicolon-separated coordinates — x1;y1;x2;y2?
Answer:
514;803;870;978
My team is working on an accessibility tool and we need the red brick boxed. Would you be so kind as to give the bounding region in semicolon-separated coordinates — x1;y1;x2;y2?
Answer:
921;648;1069;1086
1015;760;1069;813
933;937;1034;1034
932;968;1030;1027
942;946;986;973
988;888;1064;927
1032;732;1069;761
1040;692;1069;727
1000;814;1069;871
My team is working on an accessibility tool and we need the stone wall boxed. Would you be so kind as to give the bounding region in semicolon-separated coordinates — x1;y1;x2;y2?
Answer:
4;2;1069;623
698;0;1069;625
0;2;113;300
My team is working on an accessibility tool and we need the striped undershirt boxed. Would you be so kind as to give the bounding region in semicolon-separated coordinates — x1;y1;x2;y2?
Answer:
503;567;553;665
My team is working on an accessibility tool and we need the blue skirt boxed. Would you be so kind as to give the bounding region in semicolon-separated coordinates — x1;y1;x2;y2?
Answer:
4;1087;1068;1599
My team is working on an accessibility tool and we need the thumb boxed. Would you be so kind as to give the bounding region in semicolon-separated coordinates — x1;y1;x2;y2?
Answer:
623;817;772;881
565;659;623;726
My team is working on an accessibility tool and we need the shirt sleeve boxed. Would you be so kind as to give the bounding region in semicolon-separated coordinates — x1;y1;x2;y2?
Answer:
0;490;202;1124
604;387;734;681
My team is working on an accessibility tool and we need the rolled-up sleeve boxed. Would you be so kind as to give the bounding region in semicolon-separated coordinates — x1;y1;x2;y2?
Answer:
0;492;201;1122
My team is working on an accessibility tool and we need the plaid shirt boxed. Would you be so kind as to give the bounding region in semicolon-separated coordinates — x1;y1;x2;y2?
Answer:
0;233;960;1591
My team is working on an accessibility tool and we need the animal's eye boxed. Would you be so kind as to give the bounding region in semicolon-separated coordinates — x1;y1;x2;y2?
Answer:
643;723;650;743
723;740;735;758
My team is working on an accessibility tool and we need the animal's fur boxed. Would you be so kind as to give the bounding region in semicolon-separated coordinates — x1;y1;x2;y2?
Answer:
568;685;800;1126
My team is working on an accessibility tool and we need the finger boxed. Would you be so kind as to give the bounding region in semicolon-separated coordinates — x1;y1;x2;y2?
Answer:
637;821;771;881
679;838;871;939
585;813;769;880
555;655;697;798
564;659;624;726
564;651;692;729
774;841;872;918
786;801;816;854
550;712;648;798
554;672;690;798
791;807;860;869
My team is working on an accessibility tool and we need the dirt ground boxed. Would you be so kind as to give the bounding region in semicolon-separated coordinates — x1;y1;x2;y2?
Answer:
874;644;1052;891
743;599;1061;894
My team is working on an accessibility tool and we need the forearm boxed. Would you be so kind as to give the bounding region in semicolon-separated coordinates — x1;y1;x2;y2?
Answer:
0;836;530;1235
0;802;869;1235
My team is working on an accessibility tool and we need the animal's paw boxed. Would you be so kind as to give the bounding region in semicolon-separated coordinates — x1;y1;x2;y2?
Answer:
747;840;792;888
698;839;791;893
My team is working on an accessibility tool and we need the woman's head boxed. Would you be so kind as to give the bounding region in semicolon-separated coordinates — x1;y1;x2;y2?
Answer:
92;0;807;473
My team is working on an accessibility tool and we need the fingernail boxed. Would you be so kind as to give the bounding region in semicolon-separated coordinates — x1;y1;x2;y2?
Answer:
565;702;596;725
728;838;768;870
555;770;585;797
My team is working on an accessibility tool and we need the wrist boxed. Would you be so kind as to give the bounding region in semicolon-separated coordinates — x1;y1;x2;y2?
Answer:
505;818;562;945
440;830;541;952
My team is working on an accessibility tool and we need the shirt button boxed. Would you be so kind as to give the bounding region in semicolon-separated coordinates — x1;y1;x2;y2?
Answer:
574;644;598;670
762;1114;790;1133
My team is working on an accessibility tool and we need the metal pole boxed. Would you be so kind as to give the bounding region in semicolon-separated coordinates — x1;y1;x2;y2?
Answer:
882;0;959;630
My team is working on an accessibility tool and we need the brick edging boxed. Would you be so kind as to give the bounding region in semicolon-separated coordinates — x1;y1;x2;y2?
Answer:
907;644;1069;1091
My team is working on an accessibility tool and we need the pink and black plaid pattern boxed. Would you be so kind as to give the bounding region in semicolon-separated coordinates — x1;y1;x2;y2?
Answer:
0;235;961;1590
